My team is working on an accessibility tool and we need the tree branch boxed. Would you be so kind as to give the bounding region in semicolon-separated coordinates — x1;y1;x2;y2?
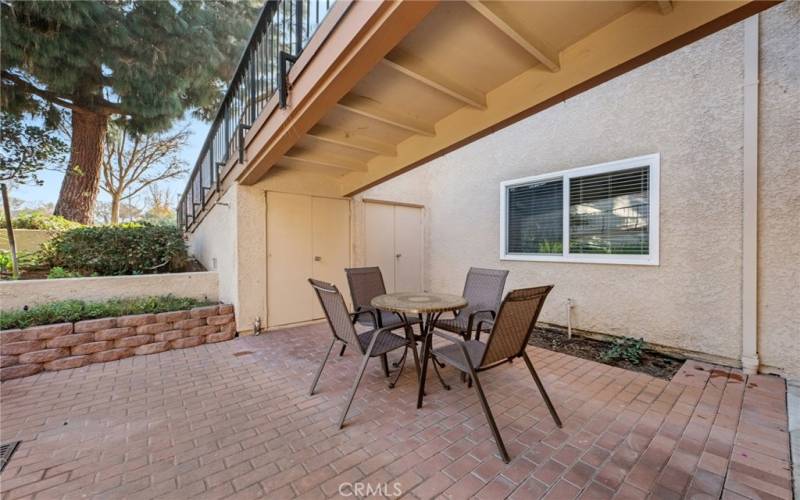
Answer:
2;71;81;112
1;71;126;116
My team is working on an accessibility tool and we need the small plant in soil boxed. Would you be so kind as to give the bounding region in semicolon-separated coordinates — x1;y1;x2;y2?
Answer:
528;326;682;380
600;337;645;365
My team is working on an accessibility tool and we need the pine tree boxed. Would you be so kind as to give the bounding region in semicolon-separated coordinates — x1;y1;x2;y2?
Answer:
1;1;261;223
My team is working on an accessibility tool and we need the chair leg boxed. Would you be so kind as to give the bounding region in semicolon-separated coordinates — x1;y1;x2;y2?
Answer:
466;366;510;463
338;353;372;429
522;351;562;428
339;344;346;357
394;315;412;368
310;338;336;396
416;335;430;409
460;331;469;384
392;326;421;389
389;348;408;389
380;354;390;377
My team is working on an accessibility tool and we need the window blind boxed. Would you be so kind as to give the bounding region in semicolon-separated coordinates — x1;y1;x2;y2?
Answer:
506;178;563;254
569;166;649;255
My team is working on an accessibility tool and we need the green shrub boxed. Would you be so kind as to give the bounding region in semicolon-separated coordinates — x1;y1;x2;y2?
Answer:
47;266;82;279
42;223;188;276
0;251;11;274
0;213;83;231
17;251;43;268
600;337;645;365
0;295;213;330
0;250;44;276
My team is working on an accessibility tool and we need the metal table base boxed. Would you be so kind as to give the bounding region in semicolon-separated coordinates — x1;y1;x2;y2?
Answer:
389;312;451;393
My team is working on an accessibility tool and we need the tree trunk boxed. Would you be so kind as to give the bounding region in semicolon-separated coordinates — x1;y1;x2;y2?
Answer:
110;194;121;224
54;110;108;224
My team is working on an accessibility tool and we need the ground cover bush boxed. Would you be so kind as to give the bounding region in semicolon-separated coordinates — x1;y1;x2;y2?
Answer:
0;250;44;275
0;295;213;329
0;213;83;231
42;223;188;276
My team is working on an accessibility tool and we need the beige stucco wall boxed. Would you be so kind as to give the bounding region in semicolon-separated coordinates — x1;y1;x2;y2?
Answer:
356;7;799;375
757;4;800;379
186;6;797;375
189;187;238;308
0;272;219;311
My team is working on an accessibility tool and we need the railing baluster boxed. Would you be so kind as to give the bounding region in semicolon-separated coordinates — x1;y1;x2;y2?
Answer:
224;107;230;160
178;1;334;231
295;0;303;54
250;46;257;124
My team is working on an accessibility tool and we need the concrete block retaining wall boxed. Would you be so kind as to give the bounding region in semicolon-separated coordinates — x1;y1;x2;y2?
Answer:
0;304;235;381
0;272;219;311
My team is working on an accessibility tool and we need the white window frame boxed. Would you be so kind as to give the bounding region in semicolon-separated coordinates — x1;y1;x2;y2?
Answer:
500;153;660;266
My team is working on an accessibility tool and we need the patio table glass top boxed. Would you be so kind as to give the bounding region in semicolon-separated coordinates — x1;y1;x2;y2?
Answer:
371;292;467;315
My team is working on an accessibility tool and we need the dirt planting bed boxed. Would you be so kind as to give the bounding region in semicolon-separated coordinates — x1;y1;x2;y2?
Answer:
529;326;683;380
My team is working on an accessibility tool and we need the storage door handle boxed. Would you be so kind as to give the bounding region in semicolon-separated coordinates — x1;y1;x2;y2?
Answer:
314;256;322;262
396;254;402;259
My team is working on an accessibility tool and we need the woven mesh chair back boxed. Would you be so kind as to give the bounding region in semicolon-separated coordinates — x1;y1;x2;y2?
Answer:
460;267;509;317
481;285;553;366
345;267;387;311
309;278;361;350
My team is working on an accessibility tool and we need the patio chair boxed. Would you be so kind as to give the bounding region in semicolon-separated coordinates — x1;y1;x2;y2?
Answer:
345;267;422;374
308;278;420;429
418;285;561;463
435;267;509;342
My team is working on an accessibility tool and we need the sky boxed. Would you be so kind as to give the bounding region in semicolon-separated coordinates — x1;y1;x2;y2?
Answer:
10;117;211;210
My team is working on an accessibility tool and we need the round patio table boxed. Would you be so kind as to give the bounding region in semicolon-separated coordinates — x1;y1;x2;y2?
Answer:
371;292;467;400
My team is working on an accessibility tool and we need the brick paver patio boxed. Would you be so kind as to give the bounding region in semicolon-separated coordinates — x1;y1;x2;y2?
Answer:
0;322;792;499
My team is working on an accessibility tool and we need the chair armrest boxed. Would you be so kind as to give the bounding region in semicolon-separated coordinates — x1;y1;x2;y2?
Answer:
466;309;497;334
350;309;377;328
475;319;494;334
432;330;476;369
432;330;467;347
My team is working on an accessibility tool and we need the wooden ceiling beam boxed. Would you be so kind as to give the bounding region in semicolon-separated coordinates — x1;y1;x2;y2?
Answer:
236;1;437;185
306;125;396;156
380;56;486;109
337;94;436;137
340;0;775;196
466;0;560;72
282;152;367;172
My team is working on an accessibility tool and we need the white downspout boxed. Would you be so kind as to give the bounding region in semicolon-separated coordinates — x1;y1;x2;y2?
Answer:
741;15;760;375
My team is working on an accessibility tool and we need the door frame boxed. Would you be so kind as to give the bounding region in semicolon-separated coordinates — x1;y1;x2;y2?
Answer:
265;190;353;328
362;198;424;210
361;198;426;292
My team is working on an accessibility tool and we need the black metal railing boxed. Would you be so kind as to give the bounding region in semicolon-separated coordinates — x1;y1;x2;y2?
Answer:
177;0;335;231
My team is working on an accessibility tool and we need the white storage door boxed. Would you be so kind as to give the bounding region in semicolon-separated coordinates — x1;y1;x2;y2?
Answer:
312;196;352;317
267;192;313;327
365;202;397;292
364;202;423;293
393;205;423;292
267;192;351;327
